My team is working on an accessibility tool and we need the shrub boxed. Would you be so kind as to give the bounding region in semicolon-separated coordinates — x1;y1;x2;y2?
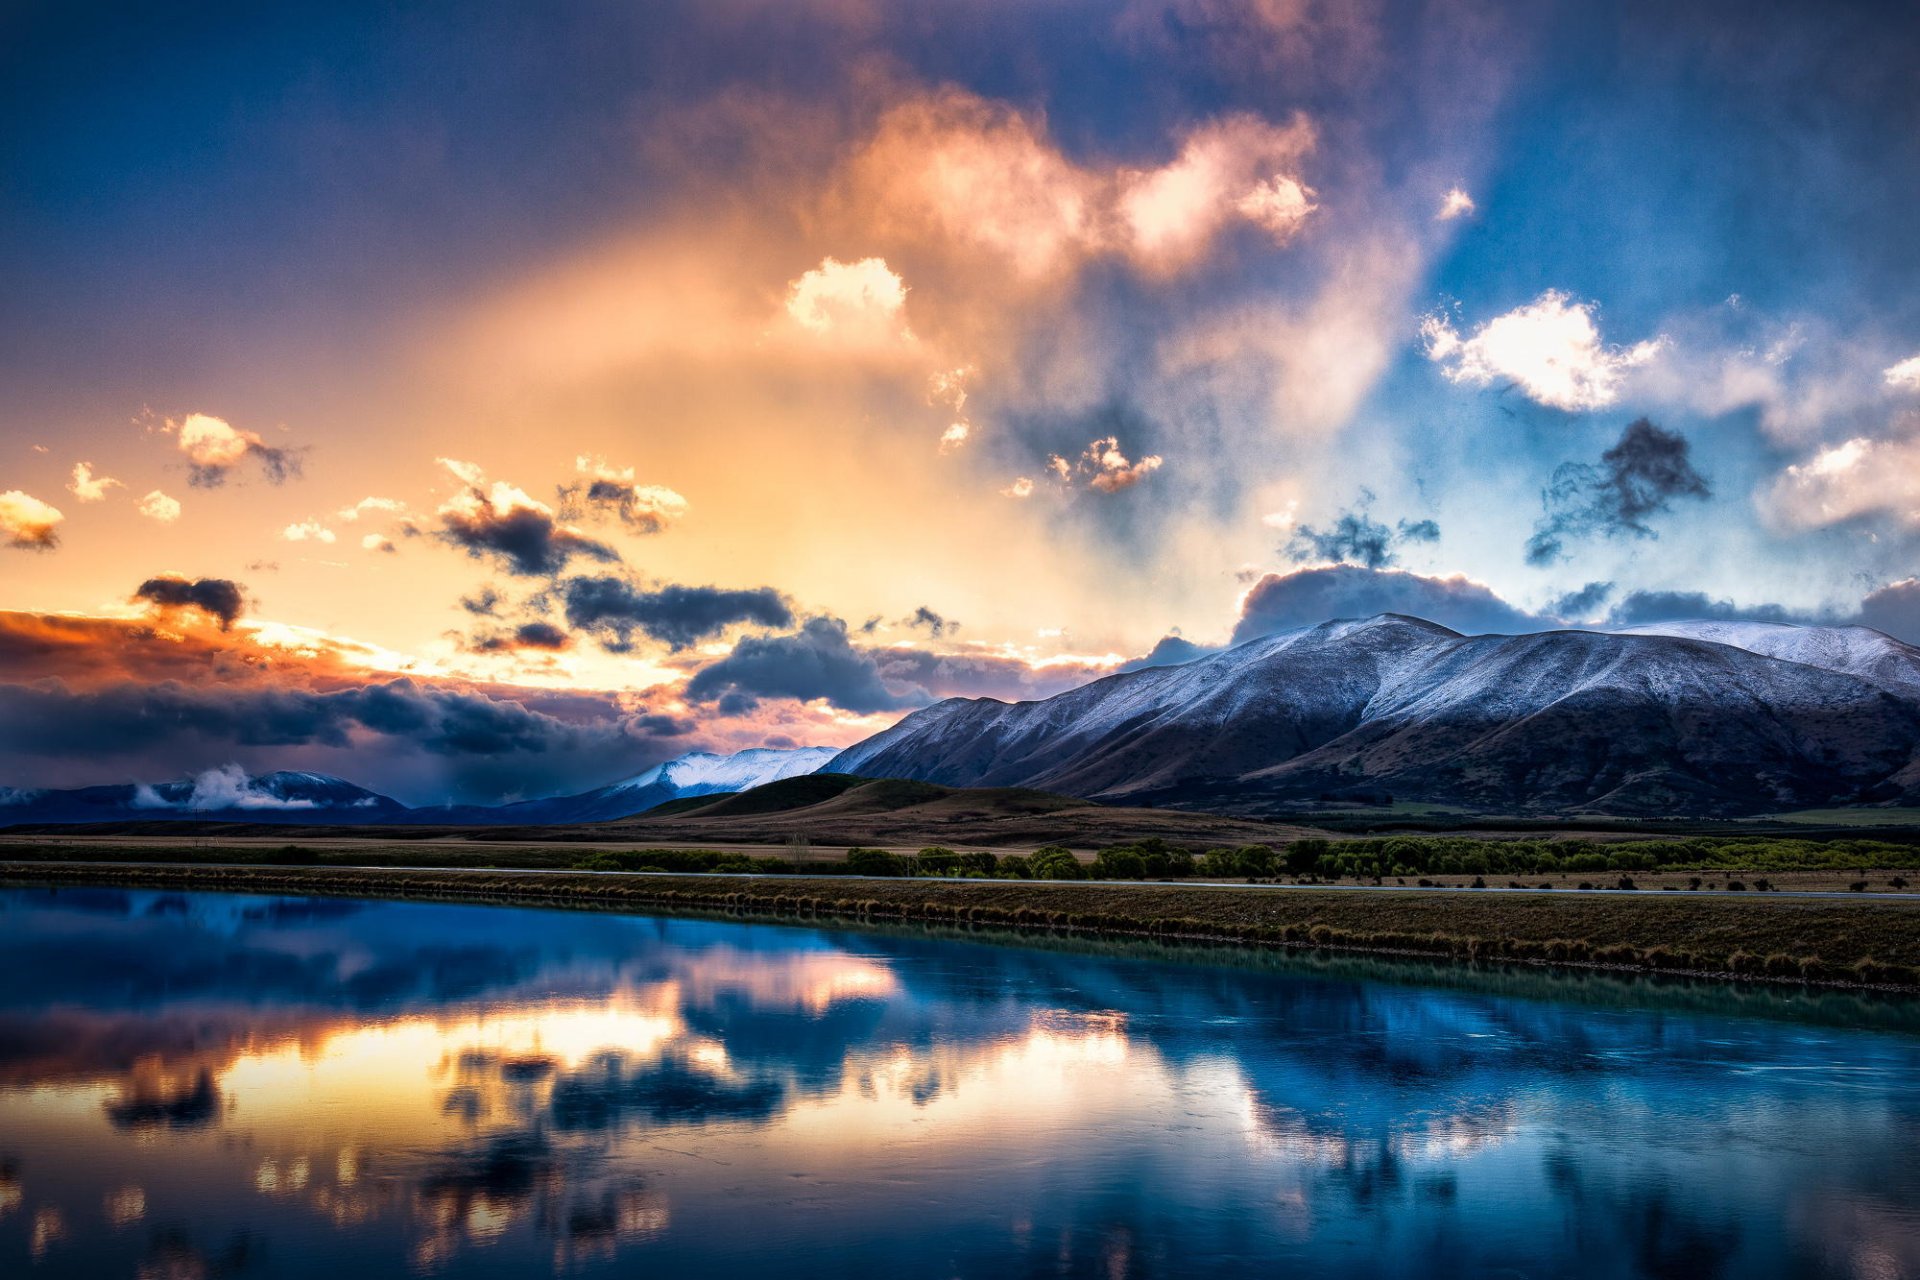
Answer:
1285;838;1329;876
1849;881;1869;893
847;847;909;877
1092;847;1149;880
1028;846;1084;880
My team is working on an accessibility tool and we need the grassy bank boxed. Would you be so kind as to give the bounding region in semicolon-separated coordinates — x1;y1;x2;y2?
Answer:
5;860;1917;992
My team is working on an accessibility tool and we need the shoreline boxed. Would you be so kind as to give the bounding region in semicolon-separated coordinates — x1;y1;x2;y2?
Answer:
7;859;1917;995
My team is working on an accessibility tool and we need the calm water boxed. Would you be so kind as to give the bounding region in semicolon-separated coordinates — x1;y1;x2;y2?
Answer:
1;887;1917;1278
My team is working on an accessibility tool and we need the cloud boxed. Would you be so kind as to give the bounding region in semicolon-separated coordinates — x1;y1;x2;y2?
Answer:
1232;565;1550;644
335;496;408;521
0;676;685;802
171;413;301;487
560;576;794;652
132;575;246;630
938;421;970;453
900;606;956;638
784;256;911;345
0;491;63;550
1525;418;1711;564
1116;113;1318;271
1886;355;1920;391
560;457;690;534
843;89;1316;282
1051;436;1163;493
67;463;121;502
136;763;321;812
1001;477;1035;499
1285;495;1442;569
1116;633;1218;672
1547;581;1615;620
1421;291;1664;411
436;460;619;577
472;621;573;653
361;533;397;553
137;490;181;523
1436;187;1476;220
460;587;504;616
1857;579;1920;640
1600;591;1796;627
1761;430;1920;530
282;520;337;543
685;616;920;713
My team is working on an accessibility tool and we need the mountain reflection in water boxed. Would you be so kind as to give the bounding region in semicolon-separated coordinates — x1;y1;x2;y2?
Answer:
0;886;1916;1278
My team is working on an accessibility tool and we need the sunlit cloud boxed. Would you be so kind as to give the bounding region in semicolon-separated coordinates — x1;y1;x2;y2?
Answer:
784;256;912;346
1001;476;1034;499
845;89;1316;282
336;496;407;521
1435;187;1476;220
937;421;970;453
168;412;301;487
136;490;181;523
561;456;689;534
1051;436;1164;493
67;462;121;502
1421;290;1665;411
283;520;337;543
1887;354;1920;391
361;533;397;553
1763;430;1920;529
0;490;63;550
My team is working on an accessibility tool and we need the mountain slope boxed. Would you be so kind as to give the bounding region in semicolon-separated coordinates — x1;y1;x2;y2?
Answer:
830;616;1920;815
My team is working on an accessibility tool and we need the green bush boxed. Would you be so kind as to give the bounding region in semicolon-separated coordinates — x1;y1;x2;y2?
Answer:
1028;846;1084;880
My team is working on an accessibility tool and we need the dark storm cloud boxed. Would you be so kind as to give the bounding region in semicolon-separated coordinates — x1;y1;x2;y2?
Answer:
684;616;1112;713
1289;510;1396;569
471;621;572;653
1231;566;1551;644
685;617;920;714
1525;419;1711;565
901;606;957;638
438;494;619;578
1856;580;1920;643
1600;591;1797;627
1286;495;1443;570
1547;581;1615;620
1117;634;1219;671
460;587;504;616
133;575;245;630
560;576;793;652
0;674;697;803
1397;518;1441;543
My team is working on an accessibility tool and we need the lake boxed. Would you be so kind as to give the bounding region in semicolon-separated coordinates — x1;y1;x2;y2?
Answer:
0;884;1916;1278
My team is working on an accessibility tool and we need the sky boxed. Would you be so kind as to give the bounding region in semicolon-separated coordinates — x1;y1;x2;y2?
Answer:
3;0;1920;803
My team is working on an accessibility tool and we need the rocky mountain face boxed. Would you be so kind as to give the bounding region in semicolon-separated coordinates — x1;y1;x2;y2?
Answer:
828;615;1920;815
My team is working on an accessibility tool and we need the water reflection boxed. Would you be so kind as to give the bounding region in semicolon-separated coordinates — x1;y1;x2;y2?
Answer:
0;886;1916;1278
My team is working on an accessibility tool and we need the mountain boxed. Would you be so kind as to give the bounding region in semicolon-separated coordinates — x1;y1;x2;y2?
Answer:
0;766;411;826
0;746;838;828
829;615;1920;815
458;745;840;823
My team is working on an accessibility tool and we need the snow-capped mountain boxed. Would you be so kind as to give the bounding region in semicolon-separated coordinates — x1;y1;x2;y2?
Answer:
1609;619;1920;699
435;744;840;824
830;615;1920;815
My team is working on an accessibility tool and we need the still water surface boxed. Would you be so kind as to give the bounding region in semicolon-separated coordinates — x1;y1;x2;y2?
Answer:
0;885;1916;1278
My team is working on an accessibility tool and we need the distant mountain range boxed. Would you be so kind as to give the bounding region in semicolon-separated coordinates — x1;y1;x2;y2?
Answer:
10;615;1920;825
830;616;1920;816
0;747;838;828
